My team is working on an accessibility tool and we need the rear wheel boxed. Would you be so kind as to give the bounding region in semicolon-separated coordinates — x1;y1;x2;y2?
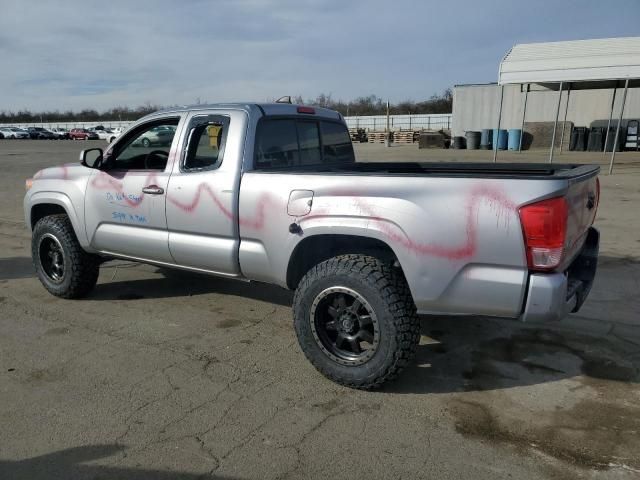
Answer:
293;254;420;389
32;215;100;298
141;138;151;148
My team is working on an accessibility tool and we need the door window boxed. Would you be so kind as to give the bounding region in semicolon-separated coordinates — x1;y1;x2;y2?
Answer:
182;117;229;171
107;119;179;170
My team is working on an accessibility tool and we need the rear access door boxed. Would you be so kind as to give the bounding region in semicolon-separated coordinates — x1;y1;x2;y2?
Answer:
165;110;246;275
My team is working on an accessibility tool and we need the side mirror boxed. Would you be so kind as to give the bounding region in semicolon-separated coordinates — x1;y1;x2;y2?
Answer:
80;148;103;169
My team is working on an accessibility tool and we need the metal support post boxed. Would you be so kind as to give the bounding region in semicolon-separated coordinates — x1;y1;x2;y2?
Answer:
493;85;505;162
609;78;629;174
549;82;563;163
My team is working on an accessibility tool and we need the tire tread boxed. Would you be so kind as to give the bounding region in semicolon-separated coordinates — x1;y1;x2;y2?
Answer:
32;214;100;299
293;254;420;389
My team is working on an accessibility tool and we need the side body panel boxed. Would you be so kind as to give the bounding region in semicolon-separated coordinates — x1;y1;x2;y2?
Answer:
239;172;571;318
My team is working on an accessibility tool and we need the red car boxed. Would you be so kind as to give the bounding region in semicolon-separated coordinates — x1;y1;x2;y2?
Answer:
69;128;99;140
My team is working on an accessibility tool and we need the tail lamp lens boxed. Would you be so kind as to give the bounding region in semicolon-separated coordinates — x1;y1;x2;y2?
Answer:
519;196;568;271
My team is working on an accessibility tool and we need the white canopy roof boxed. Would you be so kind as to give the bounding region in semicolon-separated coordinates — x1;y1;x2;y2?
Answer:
498;37;640;85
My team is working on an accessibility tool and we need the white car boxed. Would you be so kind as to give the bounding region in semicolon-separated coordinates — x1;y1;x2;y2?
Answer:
0;127;29;139
0;127;15;138
105;127;124;143
87;128;110;140
49;128;69;139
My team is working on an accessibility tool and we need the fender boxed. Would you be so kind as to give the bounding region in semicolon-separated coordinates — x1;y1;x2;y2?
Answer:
26;191;93;251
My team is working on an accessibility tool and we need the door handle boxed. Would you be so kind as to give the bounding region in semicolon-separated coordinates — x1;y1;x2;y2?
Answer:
142;185;164;195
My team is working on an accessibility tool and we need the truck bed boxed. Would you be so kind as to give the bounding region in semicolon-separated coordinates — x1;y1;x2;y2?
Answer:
256;162;600;180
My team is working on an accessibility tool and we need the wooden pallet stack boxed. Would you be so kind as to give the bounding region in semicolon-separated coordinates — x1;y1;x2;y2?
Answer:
367;132;387;143
392;131;415;144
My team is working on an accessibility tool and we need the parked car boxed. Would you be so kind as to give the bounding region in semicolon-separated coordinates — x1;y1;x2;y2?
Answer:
89;129;115;141
24;103;601;389
50;128;70;139
9;127;30;139
69;128;99;140
0;127;15;138
131;125;175;147
26;127;56;140
105;127;124;144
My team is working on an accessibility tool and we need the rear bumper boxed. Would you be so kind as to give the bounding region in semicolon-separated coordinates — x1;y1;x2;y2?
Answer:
521;227;599;322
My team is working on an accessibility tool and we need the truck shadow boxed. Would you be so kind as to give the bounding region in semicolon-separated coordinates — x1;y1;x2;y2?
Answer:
0;257;35;280
87;256;639;395
0;444;236;480
89;266;294;307
388;314;640;394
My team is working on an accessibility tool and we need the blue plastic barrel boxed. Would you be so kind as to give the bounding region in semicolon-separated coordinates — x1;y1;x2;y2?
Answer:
480;129;492;149
492;129;508;150
508;129;522;150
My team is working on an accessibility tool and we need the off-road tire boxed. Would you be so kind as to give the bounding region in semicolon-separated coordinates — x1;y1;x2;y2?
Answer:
293;254;420;389
32;214;100;298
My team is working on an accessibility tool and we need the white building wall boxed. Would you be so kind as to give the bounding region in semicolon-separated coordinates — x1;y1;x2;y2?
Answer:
452;83;640;138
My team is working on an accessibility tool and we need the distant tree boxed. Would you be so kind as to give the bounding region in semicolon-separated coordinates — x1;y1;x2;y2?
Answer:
0;90;452;124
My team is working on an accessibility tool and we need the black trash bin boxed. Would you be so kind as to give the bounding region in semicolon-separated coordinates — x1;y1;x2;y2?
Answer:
587;127;605;151
605;126;626;152
570;127;588;151
453;136;466;149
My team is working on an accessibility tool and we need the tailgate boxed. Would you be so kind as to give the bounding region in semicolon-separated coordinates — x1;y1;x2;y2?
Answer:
563;173;599;268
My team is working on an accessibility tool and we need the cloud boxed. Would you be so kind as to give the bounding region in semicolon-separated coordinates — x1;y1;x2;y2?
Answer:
1;0;639;111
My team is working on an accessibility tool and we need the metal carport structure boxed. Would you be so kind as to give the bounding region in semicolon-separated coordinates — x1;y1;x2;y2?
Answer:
495;37;640;173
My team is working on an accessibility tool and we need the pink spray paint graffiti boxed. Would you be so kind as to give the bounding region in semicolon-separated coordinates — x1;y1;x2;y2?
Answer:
66;169;519;261
33;164;70;181
90;171;279;230
166;183;278;230
303;185;518;261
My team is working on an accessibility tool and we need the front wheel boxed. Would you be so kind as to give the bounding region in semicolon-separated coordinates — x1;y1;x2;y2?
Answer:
293;255;420;389
32;215;101;298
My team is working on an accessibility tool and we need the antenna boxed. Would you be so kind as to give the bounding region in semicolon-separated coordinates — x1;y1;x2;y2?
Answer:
276;96;292;104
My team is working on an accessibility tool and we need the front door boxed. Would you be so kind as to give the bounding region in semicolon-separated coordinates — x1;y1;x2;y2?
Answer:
84;116;185;263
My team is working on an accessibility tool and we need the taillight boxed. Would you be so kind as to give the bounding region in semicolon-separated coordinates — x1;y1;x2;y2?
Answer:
519;196;568;271
297;106;315;114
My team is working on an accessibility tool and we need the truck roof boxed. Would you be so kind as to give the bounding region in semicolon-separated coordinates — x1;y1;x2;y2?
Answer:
149;102;343;121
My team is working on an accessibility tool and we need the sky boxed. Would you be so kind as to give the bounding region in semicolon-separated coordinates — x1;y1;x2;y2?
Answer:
1;0;639;112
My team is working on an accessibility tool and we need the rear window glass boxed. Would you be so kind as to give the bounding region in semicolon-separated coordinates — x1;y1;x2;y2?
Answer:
297;121;322;165
255;118;354;169
255;119;299;169
321;121;354;163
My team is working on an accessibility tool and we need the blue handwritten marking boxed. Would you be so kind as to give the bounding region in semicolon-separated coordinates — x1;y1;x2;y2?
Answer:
106;191;142;206
112;211;148;224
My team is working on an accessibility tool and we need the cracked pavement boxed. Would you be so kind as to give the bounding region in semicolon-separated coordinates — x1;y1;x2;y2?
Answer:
1;141;640;479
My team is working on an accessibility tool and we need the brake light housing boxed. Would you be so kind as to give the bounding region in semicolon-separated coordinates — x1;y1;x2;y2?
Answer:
297;106;315;114
518;196;568;271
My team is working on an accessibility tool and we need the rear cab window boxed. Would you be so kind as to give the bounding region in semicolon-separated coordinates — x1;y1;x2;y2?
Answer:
254;116;354;169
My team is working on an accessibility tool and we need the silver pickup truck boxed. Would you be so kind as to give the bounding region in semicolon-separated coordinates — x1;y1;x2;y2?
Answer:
24;103;600;388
